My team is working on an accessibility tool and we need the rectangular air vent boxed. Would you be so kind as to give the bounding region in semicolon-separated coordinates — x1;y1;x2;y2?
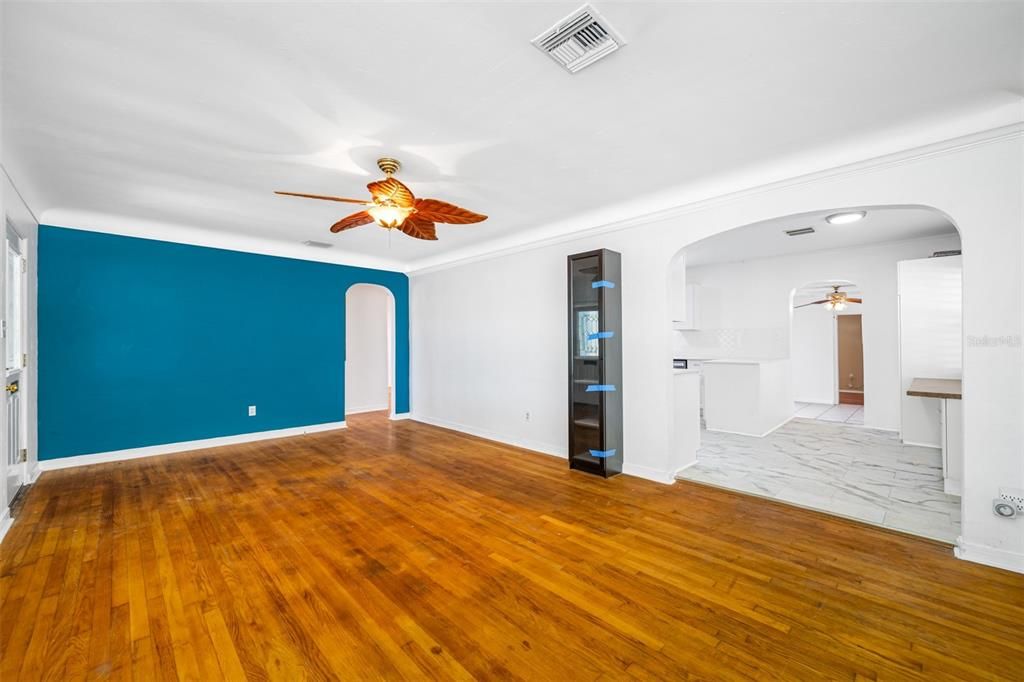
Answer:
532;4;626;73
302;240;333;248
785;227;816;237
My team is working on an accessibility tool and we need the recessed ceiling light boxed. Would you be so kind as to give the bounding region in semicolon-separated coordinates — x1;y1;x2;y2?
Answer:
825;211;866;225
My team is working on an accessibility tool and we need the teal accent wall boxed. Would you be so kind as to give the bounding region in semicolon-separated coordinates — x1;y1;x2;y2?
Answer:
38;226;409;460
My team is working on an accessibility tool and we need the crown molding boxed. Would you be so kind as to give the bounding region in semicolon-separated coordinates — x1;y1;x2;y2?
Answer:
38;208;408;273
407;121;1024;276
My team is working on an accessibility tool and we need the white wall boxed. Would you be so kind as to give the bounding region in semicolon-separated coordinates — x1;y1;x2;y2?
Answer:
674;234;959;429
792;303;838;405
411;128;1024;573
345;284;390;415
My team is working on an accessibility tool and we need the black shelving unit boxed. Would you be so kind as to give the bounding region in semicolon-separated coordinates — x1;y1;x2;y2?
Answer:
567;249;622;477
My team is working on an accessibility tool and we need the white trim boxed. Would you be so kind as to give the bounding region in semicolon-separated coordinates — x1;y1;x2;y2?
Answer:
411;413;681;486
0;507;12;545
944;479;962;497
37;421;347;471
39;210;405;273
955;538;1024;574
410;414;564;458
345;404;389;416
622;462;676;485
388;412;412;421
672;459;700;478
30;124;1024;278
706;416;794;439
901;439;941;449
407;122;1024;275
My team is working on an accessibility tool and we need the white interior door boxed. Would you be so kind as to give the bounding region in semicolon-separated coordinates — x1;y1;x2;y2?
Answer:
5;221;26;504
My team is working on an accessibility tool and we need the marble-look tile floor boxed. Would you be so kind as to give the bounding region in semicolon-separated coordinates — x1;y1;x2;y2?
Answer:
678;418;961;543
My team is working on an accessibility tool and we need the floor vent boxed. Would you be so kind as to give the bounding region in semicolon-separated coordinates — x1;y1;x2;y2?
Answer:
532;4;626;73
785;227;816;237
302;240;333;248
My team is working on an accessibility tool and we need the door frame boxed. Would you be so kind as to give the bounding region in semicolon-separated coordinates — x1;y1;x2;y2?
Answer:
4;219;28;506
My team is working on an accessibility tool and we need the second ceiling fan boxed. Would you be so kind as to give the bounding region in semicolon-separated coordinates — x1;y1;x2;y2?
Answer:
794;285;862;311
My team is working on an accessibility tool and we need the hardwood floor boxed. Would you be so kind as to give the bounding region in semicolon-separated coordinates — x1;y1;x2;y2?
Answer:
2;413;1022;680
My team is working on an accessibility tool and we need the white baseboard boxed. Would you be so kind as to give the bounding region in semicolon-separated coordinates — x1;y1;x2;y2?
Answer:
411;413;681;486
944;478;962;496
623;462;677;485
672;459;700;478
955;538;1024;574
38;421;348;472
0;508;12;545
389;412;411;421
902;439;941;449
345;404;389;416
706;415;793;439
410;414;564;458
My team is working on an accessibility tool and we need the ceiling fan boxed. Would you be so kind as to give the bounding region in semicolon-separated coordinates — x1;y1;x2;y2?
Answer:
275;157;487;241
794;285;862;311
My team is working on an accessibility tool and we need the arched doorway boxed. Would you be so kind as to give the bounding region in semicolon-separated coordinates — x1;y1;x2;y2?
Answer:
344;284;397;418
791;279;864;422
669;205;963;542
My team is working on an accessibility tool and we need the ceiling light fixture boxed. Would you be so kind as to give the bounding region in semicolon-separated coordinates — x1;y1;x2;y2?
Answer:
825;211;866;225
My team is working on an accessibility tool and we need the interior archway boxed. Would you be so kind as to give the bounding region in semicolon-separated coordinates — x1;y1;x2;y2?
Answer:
668;204;964;542
344;284;397;418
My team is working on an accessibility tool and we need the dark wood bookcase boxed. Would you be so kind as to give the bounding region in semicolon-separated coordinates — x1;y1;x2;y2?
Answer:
567;249;622;477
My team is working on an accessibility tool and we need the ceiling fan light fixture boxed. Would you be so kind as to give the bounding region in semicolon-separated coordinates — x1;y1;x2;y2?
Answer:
367;203;413;228
825;210;866;225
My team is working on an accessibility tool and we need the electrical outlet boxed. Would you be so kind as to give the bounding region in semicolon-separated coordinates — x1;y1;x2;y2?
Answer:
999;487;1024;512
248;405;256;417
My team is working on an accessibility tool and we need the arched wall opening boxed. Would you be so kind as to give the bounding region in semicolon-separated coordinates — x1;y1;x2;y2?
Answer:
790;279;864;410
344;284;397;418
666;204;964;541
667;204;962;433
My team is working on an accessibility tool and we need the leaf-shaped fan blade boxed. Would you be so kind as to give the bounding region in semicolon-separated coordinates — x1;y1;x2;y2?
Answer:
367;177;415;207
794;299;830;309
847;297;863;304
330;211;374;233
275;191;368;204
413;198;487;224
400;215;437;241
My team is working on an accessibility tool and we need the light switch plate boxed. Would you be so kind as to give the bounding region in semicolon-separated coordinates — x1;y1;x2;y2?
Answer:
248;405;256;416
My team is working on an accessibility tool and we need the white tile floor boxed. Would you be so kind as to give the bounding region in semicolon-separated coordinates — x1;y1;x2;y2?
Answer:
794;401;864;424
678;418;961;543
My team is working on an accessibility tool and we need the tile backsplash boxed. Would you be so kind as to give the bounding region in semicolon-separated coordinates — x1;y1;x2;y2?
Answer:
674;327;788;359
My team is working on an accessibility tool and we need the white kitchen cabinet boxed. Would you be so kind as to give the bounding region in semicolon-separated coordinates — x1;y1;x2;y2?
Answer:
672;284;701;330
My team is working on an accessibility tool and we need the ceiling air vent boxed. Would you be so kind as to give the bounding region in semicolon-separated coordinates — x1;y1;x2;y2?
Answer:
785;227;816;237
302;240;333;248
532;4;626;73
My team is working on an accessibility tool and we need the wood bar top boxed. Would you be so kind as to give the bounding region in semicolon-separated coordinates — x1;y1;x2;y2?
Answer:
907;377;962;399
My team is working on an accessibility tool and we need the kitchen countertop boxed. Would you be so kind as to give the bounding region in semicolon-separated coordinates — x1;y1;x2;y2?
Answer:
907;377;962;400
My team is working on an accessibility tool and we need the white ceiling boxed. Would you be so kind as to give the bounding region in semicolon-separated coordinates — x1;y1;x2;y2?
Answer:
2;2;1020;271
683;206;959;267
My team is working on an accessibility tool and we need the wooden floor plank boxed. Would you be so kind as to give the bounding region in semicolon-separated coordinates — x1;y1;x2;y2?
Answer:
1;412;1021;680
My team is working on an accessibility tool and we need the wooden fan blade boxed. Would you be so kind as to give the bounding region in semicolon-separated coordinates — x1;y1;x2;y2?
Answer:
330;211;374;233
413;198;487;224
400;215;437;241
275;191;368;205
794;299;829;308
846;297;863;304
367;177;414;207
